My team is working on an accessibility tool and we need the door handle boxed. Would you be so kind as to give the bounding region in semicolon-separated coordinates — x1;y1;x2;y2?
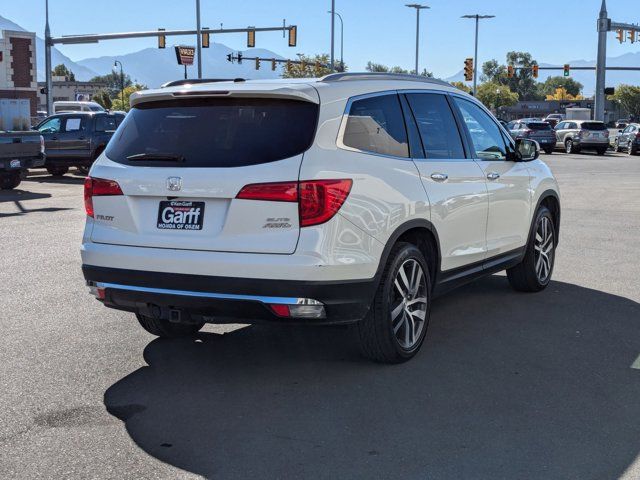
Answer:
430;173;448;182
487;172;500;180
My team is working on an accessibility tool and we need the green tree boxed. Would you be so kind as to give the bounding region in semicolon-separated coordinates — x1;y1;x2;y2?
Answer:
537;76;583;97
89;72;133;98
282;54;336;78
450;81;471;94
365;62;432;77
91;89;112;110
52;64;75;81
110;84;146;112
476;82;519;110
481;52;542;101
610;85;640;118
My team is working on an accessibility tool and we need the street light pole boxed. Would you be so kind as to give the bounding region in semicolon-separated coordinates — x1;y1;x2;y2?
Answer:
44;0;53;114
328;10;344;71
330;0;335;71
406;4;430;75
113;61;124;111
462;14;495;97
196;0;202;79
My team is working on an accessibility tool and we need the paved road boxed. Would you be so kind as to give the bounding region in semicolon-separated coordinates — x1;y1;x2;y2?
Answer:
1;153;639;480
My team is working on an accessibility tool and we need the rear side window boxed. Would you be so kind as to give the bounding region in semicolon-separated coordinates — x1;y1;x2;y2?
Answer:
581;122;606;131
105;98;319;168
95;115;117;132
405;93;465;159
342;94;409;157
527;122;552;130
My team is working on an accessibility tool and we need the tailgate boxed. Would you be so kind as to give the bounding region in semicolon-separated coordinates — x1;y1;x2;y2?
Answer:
0;132;42;159
88;94;319;255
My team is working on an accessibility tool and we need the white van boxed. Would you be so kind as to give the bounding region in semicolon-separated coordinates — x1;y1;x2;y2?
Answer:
53;101;105;114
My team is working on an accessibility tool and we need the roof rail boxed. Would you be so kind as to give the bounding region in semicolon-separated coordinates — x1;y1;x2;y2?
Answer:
319;72;451;87
160;78;244;88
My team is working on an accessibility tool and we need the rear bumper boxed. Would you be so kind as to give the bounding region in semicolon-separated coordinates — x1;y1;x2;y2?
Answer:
574;140;609;148
82;265;377;324
46;156;92;167
1;153;45;170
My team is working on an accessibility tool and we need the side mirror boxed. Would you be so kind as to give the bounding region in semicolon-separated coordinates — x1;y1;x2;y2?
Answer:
515;138;539;162
618;129;623;133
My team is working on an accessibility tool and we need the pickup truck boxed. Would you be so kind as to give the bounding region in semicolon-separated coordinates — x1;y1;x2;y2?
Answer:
0;131;45;189
35;111;125;176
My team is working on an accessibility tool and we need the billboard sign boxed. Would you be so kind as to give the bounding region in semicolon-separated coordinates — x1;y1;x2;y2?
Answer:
175;46;195;66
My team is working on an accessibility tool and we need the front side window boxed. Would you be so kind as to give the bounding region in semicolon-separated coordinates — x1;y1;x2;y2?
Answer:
405;93;465;160
453;97;508;161
342;94;409;157
38;117;61;134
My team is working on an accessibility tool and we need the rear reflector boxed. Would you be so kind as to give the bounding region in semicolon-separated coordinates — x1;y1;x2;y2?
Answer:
84;176;123;218
268;300;326;319
236;179;353;227
269;304;291;317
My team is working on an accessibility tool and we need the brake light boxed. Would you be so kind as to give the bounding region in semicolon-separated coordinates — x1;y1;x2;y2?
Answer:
235;179;353;228
635;132;640;139
84;176;123;218
299;179;352;227
236;181;298;202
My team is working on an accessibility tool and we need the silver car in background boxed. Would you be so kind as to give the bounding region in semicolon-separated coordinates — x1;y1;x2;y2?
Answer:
554;120;610;155
507;120;557;154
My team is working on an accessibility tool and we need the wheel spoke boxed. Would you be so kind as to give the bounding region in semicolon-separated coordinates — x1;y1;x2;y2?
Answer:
394;279;406;297
390;300;404;321
404;314;413;346
406;296;427;307
409;308;427;321
397;265;411;295
394;312;407;334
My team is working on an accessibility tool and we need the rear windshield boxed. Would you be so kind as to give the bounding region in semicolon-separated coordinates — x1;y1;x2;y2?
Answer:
105;97;319;167
581;122;606;131
526;122;552;130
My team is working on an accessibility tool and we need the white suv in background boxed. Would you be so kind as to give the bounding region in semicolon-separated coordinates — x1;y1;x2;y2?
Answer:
81;73;560;363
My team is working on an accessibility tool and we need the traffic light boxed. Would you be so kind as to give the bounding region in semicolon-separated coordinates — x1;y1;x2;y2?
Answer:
247;28;255;48
464;58;473;82
237;52;243;64
158;28;166;49
563;64;570;77
202;28;210;48
288;25;297;47
286;60;293;74
255;57;260;70
532;64;539;78
616;29;625;43
271;58;277;71
629;30;637;43
507;65;514;78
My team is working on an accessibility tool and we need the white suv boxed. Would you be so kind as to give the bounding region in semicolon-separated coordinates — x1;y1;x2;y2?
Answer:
81;73;560;363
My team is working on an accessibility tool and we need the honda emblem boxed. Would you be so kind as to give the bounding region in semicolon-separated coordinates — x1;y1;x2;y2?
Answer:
166;177;182;192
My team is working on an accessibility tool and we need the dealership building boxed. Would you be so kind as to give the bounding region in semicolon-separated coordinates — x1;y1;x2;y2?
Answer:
0;29;38;130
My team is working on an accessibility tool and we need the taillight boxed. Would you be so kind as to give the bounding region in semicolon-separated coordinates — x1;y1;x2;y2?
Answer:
39;135;45;154
84;176;123;218
236;181;298;202
235;179;353;228
299;179;352;227
635;132;640;139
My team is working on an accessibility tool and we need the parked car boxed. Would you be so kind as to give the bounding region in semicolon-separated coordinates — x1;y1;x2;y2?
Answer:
554;120;609;155
52;101;105;113
36;111;125;176
544;118;558;129
544;113;565;123
81;73;560;363
507;120;557;154
0;130;45;189
613;123;640;155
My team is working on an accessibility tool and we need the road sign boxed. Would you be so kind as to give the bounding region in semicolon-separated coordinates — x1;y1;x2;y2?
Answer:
175;45;195;66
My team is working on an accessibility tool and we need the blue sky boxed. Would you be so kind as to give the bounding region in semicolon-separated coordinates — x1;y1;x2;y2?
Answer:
3;0;640;77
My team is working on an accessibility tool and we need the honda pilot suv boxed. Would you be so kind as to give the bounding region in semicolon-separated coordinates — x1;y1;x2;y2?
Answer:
81;73;560;363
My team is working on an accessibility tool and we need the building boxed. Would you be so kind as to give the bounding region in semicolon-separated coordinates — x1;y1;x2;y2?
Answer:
500;98;625;124
37;78;108;112
0;29;37;130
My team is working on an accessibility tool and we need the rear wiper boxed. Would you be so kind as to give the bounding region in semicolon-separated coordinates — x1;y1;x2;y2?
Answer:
126;153;185;162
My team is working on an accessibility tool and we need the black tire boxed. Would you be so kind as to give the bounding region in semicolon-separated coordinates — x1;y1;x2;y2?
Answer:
46;165;69;177
565;139;575;154
596;148;607;156
614;140;621;153
76;166;90;175
507;206;556;292
0;172;21;190
544;148;553;155
629;144;637;156
136;313;204;338
357;242;431;364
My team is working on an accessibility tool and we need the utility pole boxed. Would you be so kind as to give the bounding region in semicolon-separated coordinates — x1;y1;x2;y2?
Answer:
406;4;430;75
328;10;344;71
196;0;202;79
44;0;53;114
330;0;335;71
462;14;495;96
595;0;609;121
113;60;124;110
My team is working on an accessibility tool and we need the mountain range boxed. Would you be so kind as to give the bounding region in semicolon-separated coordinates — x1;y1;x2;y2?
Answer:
2;14;639;93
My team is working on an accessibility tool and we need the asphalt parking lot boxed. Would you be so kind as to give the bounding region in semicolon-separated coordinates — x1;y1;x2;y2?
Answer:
1;152;639;480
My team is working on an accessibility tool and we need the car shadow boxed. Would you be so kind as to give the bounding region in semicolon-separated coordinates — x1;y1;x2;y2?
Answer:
103;276;640;480
24;174;85;185
0;188;72;217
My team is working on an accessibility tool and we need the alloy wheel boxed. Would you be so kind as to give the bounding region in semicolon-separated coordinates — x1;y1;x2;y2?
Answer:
565;140;573;154
534;216;554;283
390;258;428;350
